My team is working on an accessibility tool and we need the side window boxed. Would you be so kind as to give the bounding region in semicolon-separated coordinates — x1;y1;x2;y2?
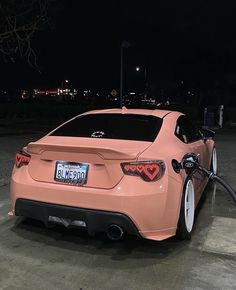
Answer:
176;116;202;143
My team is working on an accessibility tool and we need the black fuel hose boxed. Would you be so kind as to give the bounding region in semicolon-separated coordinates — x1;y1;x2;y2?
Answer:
210;175;236;204
197;165;236;204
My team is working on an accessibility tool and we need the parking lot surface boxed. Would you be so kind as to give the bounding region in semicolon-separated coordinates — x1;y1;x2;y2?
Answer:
0;128;236;290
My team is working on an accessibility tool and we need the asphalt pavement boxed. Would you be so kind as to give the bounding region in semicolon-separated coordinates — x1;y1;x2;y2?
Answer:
0;126;236;290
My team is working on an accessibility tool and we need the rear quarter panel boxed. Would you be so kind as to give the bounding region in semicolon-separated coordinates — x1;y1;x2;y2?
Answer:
138;112;215;228
138;112;187;229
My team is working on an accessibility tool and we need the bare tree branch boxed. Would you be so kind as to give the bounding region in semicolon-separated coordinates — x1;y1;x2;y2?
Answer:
0;0;51;69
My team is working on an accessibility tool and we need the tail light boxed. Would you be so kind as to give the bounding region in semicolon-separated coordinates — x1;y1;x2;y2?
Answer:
15;150;31;168
121;161;165;182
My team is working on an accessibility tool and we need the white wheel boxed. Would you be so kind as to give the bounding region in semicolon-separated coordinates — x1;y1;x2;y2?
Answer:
177;178;195;240
184;180;195;233
211;148;217;175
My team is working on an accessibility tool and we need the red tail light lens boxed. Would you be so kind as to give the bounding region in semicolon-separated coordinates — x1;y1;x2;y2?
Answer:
15;150;31;168
121;161;165;182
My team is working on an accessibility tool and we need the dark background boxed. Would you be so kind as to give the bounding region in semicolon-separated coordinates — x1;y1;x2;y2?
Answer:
1;0;236;117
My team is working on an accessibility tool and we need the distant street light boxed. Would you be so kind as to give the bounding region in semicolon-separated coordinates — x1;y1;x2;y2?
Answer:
120;40;131;107
135;65;148;99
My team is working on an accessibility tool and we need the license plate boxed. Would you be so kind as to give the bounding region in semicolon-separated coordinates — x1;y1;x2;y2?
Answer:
54;161;89;185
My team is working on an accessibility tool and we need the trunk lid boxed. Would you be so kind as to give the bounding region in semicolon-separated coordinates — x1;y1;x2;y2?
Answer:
27;136;151;189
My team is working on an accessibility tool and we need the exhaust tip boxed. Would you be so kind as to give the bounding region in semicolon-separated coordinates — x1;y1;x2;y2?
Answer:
106;224;124;241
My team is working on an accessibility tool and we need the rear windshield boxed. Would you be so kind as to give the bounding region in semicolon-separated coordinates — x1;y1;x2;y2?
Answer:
51;113;163;142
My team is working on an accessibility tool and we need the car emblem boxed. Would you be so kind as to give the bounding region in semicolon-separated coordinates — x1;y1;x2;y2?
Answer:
91;131;105;138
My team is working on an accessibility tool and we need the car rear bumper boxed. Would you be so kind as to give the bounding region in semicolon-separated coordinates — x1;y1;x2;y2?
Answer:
10;167;183;240
15;198;139;236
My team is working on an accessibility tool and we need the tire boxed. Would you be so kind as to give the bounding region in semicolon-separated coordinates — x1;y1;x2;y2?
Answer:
210;147;217;175
177;177;195;240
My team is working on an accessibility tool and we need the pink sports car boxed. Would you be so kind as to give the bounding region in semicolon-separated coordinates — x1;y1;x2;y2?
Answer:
9;108;216;241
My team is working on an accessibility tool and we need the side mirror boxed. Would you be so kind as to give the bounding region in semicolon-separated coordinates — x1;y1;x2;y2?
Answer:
182;153;199;173
201;127;215;138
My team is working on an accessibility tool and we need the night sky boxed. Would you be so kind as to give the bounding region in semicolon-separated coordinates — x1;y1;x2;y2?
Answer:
1;0;236;91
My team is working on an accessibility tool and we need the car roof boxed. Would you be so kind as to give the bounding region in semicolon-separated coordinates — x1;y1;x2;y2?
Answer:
82;108;178;118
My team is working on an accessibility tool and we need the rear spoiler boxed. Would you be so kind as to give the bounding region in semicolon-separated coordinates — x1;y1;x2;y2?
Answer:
27;142;141;160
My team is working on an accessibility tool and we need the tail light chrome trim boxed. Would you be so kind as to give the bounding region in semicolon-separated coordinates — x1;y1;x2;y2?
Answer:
121;160;165;182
